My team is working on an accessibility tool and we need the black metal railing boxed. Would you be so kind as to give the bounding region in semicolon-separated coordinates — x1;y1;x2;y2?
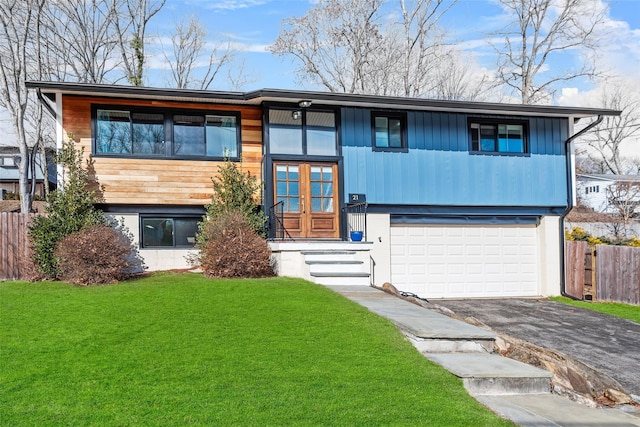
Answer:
268;201;293;240
344;201;367;242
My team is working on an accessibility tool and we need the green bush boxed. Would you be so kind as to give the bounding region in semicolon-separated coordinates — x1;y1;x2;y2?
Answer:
28;140;105;279
565;226;640;248
197;211;274;278
55;224;144;285
203;159;266;238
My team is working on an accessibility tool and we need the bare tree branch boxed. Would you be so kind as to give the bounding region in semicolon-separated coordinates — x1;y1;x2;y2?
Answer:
269;0;470;99
162;16;243;91
0;0;46;212
112;0;166;87
492;0;605;104
581;80;640;174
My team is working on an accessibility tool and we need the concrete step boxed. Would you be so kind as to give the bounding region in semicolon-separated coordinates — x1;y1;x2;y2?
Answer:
302;250;358;262
311;272;370;286
306;260;364;274
476;394;640;426
426;353;552;395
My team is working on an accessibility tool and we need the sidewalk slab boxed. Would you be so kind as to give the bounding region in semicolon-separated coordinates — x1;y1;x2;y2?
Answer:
477;394;640;427
426;353;552;395
327;285;496;341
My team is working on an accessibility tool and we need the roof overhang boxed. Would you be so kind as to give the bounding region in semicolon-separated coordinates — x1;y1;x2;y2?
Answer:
26;81;621;119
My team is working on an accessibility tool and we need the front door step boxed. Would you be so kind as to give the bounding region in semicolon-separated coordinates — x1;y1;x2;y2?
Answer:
426;353;552;395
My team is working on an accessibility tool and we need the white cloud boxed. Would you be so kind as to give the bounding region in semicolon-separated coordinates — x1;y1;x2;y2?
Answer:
198;0;268;11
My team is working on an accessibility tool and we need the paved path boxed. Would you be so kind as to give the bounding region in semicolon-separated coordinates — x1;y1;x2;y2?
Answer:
434;298;640;398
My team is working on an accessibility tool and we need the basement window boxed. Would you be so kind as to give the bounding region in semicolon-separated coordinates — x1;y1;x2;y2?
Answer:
140;216;199;248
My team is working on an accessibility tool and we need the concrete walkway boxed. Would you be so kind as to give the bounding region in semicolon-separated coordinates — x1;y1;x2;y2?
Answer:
325;285;640;427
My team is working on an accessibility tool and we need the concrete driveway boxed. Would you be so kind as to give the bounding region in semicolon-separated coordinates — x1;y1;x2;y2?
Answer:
434;298;640;398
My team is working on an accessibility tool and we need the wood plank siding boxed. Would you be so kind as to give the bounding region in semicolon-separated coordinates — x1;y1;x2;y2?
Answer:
61;95;263;205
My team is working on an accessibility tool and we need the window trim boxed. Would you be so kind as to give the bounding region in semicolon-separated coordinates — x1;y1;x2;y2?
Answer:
139;214;201;249
371;111;408;152
468;117;530;156
92;104;242;161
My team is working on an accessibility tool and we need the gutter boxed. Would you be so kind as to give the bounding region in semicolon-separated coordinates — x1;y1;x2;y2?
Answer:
559;115;604;299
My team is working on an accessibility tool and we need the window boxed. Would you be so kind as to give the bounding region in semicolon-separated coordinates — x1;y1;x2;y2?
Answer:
141;216;199;248
306;111;337;156
268;108;337;156
372;112;407;151
585;185;600;194
469;120;528;154
95;107;240;160
0;156;17;167
269;109;303;154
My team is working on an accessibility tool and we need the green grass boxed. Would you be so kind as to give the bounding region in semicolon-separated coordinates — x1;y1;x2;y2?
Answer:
1;273;513;426
550;296;640;323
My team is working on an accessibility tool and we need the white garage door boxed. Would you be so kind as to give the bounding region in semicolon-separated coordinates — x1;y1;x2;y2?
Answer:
390;225;539;299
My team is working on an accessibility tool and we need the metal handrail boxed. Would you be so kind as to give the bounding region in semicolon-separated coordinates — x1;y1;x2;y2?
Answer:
268;201;293;241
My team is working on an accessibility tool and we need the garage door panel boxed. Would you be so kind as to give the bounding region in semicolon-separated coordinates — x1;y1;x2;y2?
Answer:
390;225;538;299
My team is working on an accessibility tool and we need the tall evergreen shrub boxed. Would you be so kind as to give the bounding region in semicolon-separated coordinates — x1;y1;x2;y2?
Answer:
203;159;266;237
29;140;106;279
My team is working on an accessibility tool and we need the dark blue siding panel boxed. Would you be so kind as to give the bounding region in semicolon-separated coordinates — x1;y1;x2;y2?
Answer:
341;108;569;207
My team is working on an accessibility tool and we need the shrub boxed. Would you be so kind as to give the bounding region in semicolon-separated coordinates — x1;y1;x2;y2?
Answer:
197;211;274;278
204;159;266;238
565;227;604;246
628;237;640;247
29;140;105;279
55;224;143;285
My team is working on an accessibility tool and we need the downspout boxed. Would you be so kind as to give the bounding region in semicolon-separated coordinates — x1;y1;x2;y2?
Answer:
36;88;57;119
560;115;603;299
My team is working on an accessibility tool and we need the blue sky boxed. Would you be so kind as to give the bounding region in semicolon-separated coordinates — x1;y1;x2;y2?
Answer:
2;0;639;156
145;0;640;96
142;0;640;158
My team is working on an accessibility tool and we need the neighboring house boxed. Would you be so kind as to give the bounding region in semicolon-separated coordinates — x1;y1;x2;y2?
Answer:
27;81;619;299
576;173;640;214
0;146;56;199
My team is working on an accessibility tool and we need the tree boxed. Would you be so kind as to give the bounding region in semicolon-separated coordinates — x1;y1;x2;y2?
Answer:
162;16;237;90
581;80;640;175
42;0;121;84
269;0;477;99
112;0;166;86
0;0;46;213
605;180;640;238
492;0;605;104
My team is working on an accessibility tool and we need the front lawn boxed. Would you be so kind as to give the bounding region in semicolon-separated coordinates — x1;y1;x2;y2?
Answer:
551;296;640;323
0;273;511;426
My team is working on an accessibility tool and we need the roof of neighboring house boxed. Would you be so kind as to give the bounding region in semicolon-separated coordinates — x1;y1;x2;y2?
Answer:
0;200;47;213
25;81;621;119
577;173;640;183
566;206;614;223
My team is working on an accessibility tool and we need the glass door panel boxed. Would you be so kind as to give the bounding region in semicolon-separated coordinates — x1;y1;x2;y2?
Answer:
275;165;300;213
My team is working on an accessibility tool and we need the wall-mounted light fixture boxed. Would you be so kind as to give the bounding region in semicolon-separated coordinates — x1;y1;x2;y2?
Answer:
291;110;302;120
298;100;312;108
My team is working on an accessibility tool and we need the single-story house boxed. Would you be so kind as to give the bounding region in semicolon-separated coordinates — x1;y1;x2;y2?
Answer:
0;146;56;199
27;81;619;299
577;173;640;214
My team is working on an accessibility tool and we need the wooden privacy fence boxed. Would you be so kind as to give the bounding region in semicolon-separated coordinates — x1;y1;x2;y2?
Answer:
565;241;640;305
0;213;36;280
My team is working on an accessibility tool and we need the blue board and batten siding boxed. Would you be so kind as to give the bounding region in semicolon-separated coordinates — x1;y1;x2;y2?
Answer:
341;108;569;208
